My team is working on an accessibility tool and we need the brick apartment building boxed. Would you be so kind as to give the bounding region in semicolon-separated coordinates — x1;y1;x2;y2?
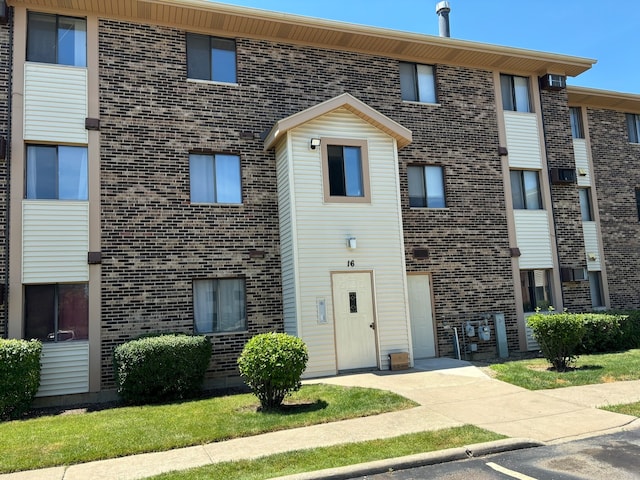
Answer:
0;0;639;402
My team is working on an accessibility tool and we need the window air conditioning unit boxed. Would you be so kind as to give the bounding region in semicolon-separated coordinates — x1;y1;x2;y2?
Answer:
560;267;587;282
550;167;577;185
539;74;566;91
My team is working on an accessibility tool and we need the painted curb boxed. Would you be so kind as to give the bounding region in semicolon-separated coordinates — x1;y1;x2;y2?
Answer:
269;438;545;480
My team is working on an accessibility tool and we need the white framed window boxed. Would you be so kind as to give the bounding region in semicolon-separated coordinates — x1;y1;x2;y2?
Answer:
626;114;640;143
186;33;236;83
510;170;542;210
24;284;89;342
500;74;531;113
407;165;446;208
27;12;87;67
520;270;553;312
570;107;584;139
189;153;242;204
579;188;593;221
321;139;370;203
26;145;88;200
193;278;246;334
399;62;436;103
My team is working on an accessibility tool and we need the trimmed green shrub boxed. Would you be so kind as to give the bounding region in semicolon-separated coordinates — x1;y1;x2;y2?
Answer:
578;313;625;353
0;339;42;420
113;334;212;404
612;310;640;350
527;312;585;372
238;333;308;410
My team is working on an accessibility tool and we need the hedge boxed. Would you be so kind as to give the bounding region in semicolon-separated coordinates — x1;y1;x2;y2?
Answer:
527;312;585;371
0;339;42;421
113;334;212;404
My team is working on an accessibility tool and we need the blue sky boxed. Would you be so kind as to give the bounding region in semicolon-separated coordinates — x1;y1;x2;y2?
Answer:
220;0;639;94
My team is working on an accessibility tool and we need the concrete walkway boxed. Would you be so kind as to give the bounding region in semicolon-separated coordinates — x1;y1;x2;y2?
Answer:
3;358;640;480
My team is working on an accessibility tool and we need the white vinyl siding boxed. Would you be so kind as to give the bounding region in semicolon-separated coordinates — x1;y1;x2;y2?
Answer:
37;342;89;396
277;108;409;376
573;139;591;187
23;201;89;283
24;63;88;144
514;210;554;269
504;111;542;169
276;140;299;337
583;221;602;271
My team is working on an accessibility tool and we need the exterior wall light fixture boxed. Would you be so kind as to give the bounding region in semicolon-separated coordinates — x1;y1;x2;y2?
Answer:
310;138;321;150
347;236;357;249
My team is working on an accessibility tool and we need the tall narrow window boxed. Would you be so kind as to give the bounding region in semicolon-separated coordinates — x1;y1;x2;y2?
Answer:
321;139;370;203
627;114;640;143
399;62;436;103
27;12;87;67
193;278;246;333
186;33;236;83
510;170;542;210
407;165;446;208
501;74;531;113
189;154;242;204
636;187;640;222
24;284;89;341
570;107;584;139
520;270;553;312
26;145;88;200
579;188;593;221
588;271;604;308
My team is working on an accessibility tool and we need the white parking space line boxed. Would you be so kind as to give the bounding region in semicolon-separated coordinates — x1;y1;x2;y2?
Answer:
486;461;539;480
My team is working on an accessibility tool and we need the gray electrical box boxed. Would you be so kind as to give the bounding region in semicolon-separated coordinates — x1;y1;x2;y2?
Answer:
494;313;508;358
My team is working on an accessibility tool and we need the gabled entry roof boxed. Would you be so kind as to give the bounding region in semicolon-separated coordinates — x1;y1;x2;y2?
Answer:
263;93;413;150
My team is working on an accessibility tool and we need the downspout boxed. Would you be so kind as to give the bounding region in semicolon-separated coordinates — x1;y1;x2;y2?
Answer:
3;4;13;338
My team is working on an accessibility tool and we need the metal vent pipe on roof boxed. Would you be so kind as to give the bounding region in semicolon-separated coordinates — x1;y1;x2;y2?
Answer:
436;1;451;37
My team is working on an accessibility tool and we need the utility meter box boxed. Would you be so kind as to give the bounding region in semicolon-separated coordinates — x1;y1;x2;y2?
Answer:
479;325;491;341
389;352;410;371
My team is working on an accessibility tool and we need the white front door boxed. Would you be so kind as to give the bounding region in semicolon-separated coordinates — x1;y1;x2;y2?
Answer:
332;272;378;370
408;274;436;359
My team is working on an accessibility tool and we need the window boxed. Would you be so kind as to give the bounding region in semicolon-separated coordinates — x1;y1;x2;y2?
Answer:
193;279;246;333
186;33;236;83
579;188;593;221
510;170;542;210
627;114;640;143
520;270;553;312
570;107;584;139
321;139;370;203
399;62;436;103
27;12;86;67
25;284;88;341
407;165;446;208
500;74;531;113
26;145;88;200
636;188;640;222
189;154;242;204
588;271;604;308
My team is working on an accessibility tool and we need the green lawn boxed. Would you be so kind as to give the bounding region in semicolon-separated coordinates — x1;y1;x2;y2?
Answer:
489;349;640;390
0;384;416;473
150;426;505;480
601;402;640;417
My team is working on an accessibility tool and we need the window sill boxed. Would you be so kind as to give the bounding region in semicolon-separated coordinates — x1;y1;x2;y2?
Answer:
402;100;441;107
409;207;449;211
201;330;248;336
190;202;244;206
187;78;239;87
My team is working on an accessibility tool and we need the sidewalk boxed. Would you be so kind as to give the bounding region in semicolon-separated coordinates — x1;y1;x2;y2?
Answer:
3;358;640;480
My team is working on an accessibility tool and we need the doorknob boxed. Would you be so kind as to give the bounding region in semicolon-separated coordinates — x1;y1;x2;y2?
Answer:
369;322;375;330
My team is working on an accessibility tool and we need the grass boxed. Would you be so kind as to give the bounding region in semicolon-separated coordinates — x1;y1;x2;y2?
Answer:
0;384;416;473
489;349;640;390
601;402;640;417
150;426;505;480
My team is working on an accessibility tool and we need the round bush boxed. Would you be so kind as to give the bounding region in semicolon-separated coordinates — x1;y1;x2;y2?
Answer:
527;312;585;371
238;333;308;410
0;339;42;420
114;334;212;404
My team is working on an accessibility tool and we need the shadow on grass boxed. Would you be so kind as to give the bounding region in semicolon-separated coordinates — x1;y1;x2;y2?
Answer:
259;399;329;415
